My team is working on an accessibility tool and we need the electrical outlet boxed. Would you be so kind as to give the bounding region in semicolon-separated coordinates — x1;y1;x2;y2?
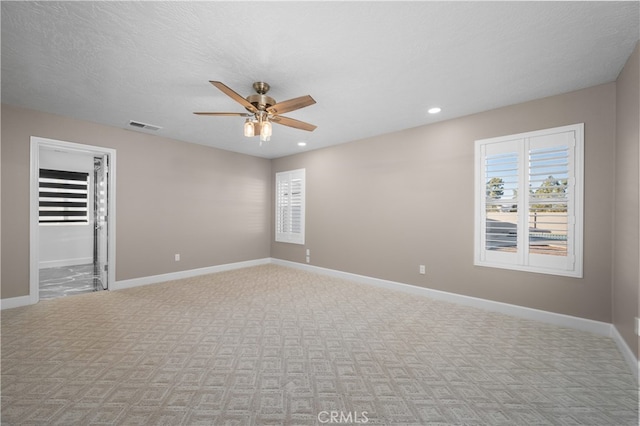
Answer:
306;249;310;256
419;265;426;275
636;317;640;336
175;254;180;262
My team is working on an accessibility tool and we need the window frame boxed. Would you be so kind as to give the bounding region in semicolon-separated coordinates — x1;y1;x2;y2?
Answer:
474;123;584;278
275;168;306;245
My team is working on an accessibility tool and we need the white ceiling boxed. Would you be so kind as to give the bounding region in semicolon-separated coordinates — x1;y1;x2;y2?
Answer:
2;2;638;159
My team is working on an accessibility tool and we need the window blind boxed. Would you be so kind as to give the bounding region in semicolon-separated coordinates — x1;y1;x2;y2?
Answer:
39;168;89;224
275;169;305;244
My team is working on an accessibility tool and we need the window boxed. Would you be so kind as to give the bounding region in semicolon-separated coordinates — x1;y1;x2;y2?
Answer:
39;168;89;224
474;124;583;277
275;168;305;244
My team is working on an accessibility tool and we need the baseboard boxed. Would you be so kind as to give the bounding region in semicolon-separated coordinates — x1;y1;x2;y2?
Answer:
271;259;613;337
113;258;271;291
610;325;640;383
0;295;32;310
39;257;92;269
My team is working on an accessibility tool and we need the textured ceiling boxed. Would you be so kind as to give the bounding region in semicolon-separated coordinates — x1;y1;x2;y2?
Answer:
2;2;638;159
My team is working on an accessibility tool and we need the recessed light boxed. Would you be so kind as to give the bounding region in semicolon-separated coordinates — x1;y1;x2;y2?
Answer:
428;107;442;114
298;142;307;147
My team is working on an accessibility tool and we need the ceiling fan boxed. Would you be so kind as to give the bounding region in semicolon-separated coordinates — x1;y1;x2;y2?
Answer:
194;81;317;142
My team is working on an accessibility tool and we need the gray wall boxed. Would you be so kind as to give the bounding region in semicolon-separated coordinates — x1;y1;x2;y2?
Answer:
614;42;640;357
1;104;272;298
272;83;616;323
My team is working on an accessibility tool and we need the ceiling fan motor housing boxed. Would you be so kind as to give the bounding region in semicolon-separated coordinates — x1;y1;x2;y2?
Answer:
246;93;275;112
246;81;275;112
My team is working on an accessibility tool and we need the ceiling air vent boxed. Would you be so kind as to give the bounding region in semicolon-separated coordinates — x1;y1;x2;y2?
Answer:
128;120;162;131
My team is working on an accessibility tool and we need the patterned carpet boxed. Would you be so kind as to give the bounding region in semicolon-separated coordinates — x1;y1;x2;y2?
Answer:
1;264;637;425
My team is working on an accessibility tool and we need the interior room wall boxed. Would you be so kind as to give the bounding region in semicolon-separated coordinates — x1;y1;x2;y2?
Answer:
1;104;272;299
38;148;94;269
613;42;639;357
272;83;616;323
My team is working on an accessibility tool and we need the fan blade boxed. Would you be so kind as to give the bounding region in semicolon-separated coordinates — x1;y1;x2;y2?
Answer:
267;95;316;115
209;81;257;113
194;112;252;117
271;115;317;132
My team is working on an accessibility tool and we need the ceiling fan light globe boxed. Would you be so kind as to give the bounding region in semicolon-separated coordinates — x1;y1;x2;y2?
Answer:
244;119;255;137
261;121;273;138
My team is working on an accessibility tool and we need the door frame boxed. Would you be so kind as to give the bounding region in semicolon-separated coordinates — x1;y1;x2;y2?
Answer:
30;136;117;304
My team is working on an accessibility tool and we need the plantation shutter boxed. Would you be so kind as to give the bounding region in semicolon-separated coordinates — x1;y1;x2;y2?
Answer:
527;131;576;272
39;168;89;224
275;169;305;244
475;124;583;277
480;140;522;266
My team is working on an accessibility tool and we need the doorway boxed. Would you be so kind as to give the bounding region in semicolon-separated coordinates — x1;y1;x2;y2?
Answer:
30;137;116;303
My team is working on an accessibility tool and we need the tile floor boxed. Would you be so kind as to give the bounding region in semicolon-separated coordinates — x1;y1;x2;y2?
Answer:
39;263;105;300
